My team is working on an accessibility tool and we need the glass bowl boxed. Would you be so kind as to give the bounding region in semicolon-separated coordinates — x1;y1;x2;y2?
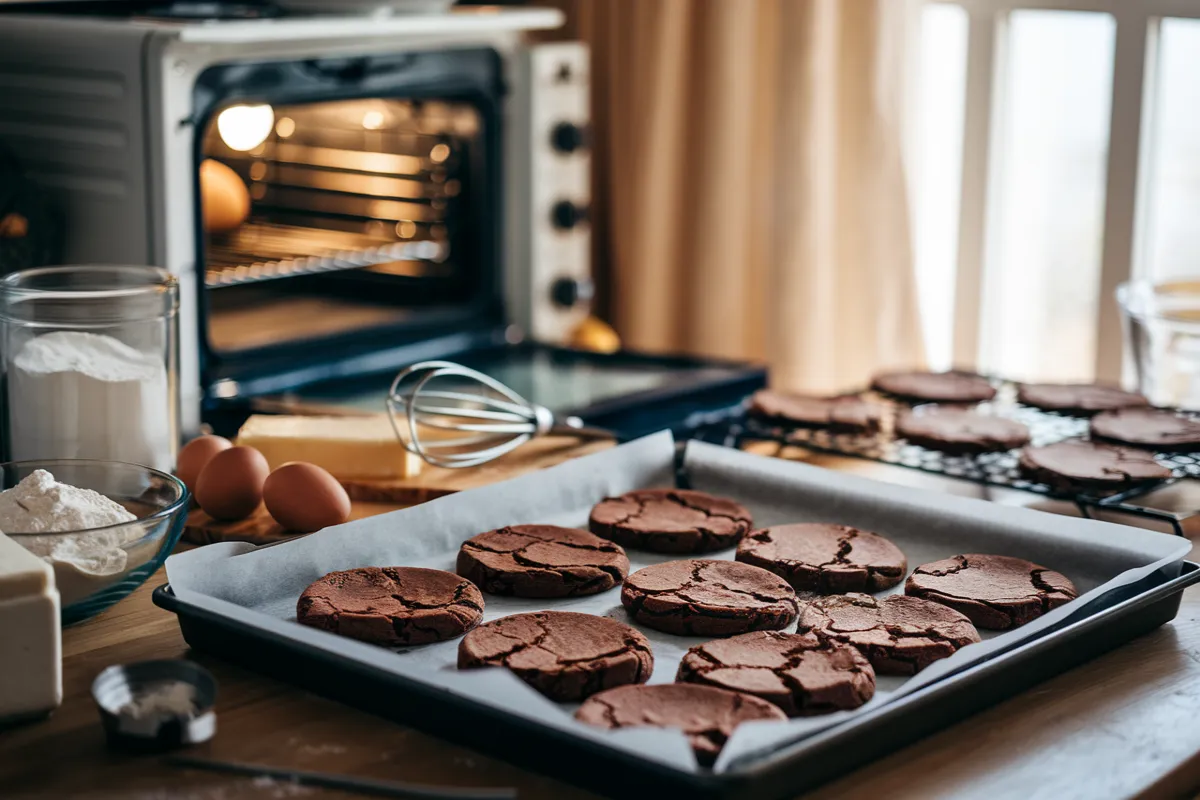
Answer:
1118;279;1200;408
1;460;188;625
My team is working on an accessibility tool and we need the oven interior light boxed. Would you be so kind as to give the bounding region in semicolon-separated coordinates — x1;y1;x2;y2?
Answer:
362;110;385;130
217;104;275;152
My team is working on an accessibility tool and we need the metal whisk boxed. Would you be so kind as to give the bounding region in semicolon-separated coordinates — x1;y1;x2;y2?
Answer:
386;361;612;468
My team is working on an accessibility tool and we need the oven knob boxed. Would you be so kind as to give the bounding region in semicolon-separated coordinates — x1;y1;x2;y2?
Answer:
551;200;589;230
550;122;589;154
551;276;594;308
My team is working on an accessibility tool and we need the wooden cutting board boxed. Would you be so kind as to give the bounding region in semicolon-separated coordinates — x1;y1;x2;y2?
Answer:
182;436;614;546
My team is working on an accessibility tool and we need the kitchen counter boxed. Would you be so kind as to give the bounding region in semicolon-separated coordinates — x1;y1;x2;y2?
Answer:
2;446;1199;800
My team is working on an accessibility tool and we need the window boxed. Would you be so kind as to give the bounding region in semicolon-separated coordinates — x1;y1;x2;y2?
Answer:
910;0;1200;381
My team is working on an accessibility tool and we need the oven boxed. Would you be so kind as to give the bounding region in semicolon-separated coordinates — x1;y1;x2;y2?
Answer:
0;4;595;436
194;48;507;395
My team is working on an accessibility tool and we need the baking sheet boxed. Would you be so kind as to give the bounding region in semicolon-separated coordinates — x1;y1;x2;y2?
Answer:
165;432;1190;775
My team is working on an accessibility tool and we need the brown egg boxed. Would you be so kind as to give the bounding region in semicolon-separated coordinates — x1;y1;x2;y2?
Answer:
200;158;250;233
195;446;269;521
176;435;234;493
263;462;351;533
569;315;622;354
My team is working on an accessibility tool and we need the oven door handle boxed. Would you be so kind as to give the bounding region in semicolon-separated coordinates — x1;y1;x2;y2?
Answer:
300;55;418;83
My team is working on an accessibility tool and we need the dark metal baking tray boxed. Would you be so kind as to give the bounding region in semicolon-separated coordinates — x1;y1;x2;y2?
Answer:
153;558;1198;799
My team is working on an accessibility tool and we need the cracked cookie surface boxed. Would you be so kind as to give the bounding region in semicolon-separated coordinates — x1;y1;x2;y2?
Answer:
870;370;996;403
297;567;483;645
620;559;800;636
736;523;906;593
800;593;980;675
589;489;752;554
748;390;884;434
1018;440;1170;490
456;525;629;598
1017;383;1148;415
457;610;652;701
896;409;1030;454
575;683;786;766
676;630;875;716
1090;408;1200;451
905;554;1077;630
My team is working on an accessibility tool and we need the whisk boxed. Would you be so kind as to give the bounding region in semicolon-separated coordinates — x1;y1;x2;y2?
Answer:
386;361;612;468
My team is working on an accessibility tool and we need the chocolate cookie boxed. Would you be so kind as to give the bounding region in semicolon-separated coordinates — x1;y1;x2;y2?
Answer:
896;409;1030;454
297;567;483;646
748;389;884;434
1019;440;1171;491
620;559;800;636
736;523;906;594
1017;383;1148;415
870;370;996;403
456;525;629;598
575;683;786;766
905;554;1077;630
1090;408;1200;452
676;630;875;716
457;611;652;701
589;489;752;554
800;593;980;675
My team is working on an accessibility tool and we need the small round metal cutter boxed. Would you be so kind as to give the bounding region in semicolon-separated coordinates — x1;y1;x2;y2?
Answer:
92;659;217;752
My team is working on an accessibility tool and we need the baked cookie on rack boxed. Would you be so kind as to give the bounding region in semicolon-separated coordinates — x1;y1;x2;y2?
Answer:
1018;440;1171;491
896;408;1030;455
870;370;996;403
1017;383;1148;415
748;389;884;435
1090;408;1200;452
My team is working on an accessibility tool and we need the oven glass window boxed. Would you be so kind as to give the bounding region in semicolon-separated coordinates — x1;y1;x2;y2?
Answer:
199;97;484;355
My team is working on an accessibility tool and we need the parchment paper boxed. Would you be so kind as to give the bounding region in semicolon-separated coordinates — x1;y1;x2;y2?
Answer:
166;432;1190;776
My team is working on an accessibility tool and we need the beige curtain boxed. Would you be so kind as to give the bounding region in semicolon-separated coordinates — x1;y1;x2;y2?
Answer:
550;0;925;394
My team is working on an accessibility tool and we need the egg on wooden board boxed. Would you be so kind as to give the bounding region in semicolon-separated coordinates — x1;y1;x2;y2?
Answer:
199;159;250;233
263;462;351;533
176;435;234;493
195;446;270;521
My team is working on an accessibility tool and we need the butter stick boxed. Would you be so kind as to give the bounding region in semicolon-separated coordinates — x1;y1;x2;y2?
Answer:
0;532;62;723
236;414;423;480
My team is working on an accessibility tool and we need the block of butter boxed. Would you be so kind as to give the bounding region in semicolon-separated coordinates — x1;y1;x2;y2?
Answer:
236;414;423;480
0;531;62;723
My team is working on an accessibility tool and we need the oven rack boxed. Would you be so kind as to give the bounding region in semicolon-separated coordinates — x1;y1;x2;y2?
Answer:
205;222;449;287
693;383;1200;536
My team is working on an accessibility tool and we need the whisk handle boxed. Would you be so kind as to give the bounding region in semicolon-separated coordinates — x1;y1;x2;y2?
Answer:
549;416;613;441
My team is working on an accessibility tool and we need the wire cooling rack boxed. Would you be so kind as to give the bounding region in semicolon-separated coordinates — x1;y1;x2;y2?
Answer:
691;382;1200;536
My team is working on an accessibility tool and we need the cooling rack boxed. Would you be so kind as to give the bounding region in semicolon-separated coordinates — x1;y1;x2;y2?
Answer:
692;381;1200;536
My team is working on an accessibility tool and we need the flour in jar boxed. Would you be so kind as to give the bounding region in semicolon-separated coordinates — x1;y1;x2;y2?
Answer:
0;469;141;605
6;330;172;470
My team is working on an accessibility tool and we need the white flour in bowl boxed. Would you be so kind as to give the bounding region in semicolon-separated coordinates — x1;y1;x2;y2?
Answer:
0;469;143;605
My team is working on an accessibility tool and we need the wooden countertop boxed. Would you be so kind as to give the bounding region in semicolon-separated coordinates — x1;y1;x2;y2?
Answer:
3;445;1200;800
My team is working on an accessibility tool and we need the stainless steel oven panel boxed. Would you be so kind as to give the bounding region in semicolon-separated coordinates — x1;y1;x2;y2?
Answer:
0;9;575;438
509;42;592;344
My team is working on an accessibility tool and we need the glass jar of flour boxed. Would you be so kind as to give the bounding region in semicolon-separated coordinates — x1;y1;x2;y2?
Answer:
0;266;179;471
